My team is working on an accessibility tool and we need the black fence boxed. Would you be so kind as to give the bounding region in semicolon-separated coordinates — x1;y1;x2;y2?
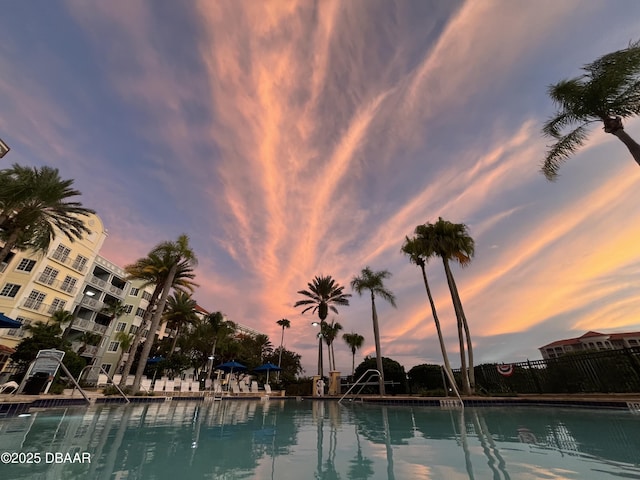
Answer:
461;347;640;394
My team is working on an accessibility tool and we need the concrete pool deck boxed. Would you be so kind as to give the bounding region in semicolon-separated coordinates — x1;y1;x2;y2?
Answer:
3;391;640;417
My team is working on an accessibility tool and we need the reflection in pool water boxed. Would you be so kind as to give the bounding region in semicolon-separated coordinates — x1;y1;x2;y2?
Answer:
0;400;638;479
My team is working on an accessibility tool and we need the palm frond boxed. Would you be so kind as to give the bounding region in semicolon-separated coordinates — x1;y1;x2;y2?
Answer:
542;124;591;181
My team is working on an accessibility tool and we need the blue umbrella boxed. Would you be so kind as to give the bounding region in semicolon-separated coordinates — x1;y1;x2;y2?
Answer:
254;362;281;383
215;360;247;372
147;356;165;364
0;313;21;329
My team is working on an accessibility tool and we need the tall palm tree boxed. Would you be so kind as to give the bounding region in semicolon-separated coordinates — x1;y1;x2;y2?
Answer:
417;218;475;394
204;311;236;378
351;267;396;396
163;291;198;355
114;331;133;373
0;164;95;263
401;235;460;397
294;275;351;377
119;255;197;388
342;332;364;377
276;318;290;378
542;40;640;180
132;234;197;393
322;319;343;371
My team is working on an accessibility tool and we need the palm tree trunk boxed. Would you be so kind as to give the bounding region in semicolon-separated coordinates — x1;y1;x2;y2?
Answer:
448;270;475;390
611;128;640;167
133;263;177;393
170;324;180;354
318;329;324;377
278;327;285;367
419;263;461;398
351;349;355;377
120;285;161;388
370;292;385;396
442;258;471;395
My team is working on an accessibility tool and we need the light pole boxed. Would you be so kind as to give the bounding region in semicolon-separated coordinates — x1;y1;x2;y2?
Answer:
312;321;323;377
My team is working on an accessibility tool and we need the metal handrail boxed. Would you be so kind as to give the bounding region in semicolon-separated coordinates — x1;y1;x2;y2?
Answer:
338;369;381;403
78;365;129;403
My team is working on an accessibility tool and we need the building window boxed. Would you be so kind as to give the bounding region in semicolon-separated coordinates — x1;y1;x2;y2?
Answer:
72;255;88;272
129;287;139;297
24;290;46;310
107;342;119;352
16;258;37;272
52;244;71;262
123;304;134;314
101;363;111;374
135;307;146;318
38;266;59;285
48;298;67;314
7;317;29;337
142;291;152;301
129;325;139;335
115;322;127;332
629;339;638;346
60;276;78;294
0;283;21;298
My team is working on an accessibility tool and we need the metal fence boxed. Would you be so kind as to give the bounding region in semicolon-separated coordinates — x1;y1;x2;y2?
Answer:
457;347;640;394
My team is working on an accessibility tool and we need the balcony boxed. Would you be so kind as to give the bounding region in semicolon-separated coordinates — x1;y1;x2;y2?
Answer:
72;318;107;334
35;272;78;296
50;251;88;274
72;342;99;357
80;296;105;311
20;298;51;314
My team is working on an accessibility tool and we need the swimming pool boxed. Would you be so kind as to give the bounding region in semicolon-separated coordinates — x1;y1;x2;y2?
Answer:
0;399;638;479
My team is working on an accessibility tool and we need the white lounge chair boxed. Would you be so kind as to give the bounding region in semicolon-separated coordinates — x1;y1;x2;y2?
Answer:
141;378;153;392
230;380;240;396
239;381;250;394
190;381;200;394
251;381;259;394
180;380;190;394
0;381;18;394
164;380;175;394
204;379;212;390
97;374;108;386
112;374;122;385
264;384;272;395
153;379;165;393
126;376;134;386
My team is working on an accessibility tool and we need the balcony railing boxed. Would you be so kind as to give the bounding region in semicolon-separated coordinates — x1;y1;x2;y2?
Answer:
80;296;105;311
49;251;88;273
35;272;78;296
72;318;107;334
87;275;126;298
71;342;99;357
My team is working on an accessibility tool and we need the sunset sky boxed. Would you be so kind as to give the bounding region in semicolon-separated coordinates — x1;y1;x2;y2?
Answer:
2;1;640;376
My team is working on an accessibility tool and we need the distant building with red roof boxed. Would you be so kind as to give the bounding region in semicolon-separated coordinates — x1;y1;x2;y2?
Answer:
539;330;640;359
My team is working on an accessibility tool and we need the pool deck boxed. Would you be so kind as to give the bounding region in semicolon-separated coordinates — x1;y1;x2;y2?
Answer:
2;391;640;417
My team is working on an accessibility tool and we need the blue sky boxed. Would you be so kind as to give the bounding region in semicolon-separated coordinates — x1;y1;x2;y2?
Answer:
2;1;640;376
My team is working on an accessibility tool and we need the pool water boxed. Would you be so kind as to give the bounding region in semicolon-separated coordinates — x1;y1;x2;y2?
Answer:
0;400;639;479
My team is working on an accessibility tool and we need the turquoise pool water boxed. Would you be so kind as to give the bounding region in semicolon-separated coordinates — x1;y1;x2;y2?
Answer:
0;400;638;479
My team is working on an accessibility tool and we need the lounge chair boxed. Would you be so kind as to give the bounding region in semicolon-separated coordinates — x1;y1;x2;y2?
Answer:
125;376;134;386
97;374;109;386
164;380;175;394
190;381;200;395
213;380;222;395
141;378;152;392
112;374;122;385
264;384;272;395
153;379;165;393
204;379;212;390
180;380;190;394
239;381;250;394
230;380;240;396
251;381;259;394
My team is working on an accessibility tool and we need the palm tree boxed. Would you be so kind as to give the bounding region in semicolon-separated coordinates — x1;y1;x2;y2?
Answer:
77;331;102;355
295;275;351;377
119;255;197;388
542;40;640;180
276;318;290;379
416;218;475;394
163;291;198;355
0;164;95;263
322;319;343;371
132;234;197;392
49;309;74;330
402;235;460;397
204;311;236;378
342;332;364;377
351;267;396;396
114;331;133;373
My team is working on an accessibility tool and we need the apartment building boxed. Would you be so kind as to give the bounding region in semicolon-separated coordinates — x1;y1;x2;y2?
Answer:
0;213;107;353
539;330;640;359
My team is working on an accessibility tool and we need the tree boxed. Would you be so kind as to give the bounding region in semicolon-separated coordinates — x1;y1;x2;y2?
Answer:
0;164;95;263
131;234;198;393
163;291;198;355
114;331;133;372
322;319;343;371
416;218;475;394
401;235;459;397
542;40;640;180
204;311;236;377
119;253;197;388
351;266;396;396
353;356;408;395
77;331;102;356
276;318;290;380
342;332;364;377
294;275;351;377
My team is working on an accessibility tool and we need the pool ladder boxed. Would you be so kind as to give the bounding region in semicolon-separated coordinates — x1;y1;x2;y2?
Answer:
338;369;382;403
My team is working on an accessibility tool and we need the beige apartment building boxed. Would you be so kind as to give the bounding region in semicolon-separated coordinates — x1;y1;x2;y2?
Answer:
539;330;640;359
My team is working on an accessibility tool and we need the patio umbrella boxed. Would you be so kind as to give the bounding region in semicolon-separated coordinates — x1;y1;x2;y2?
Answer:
215;360;247;373
146;356;165;364
253;362;281;383
0;313;21;329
